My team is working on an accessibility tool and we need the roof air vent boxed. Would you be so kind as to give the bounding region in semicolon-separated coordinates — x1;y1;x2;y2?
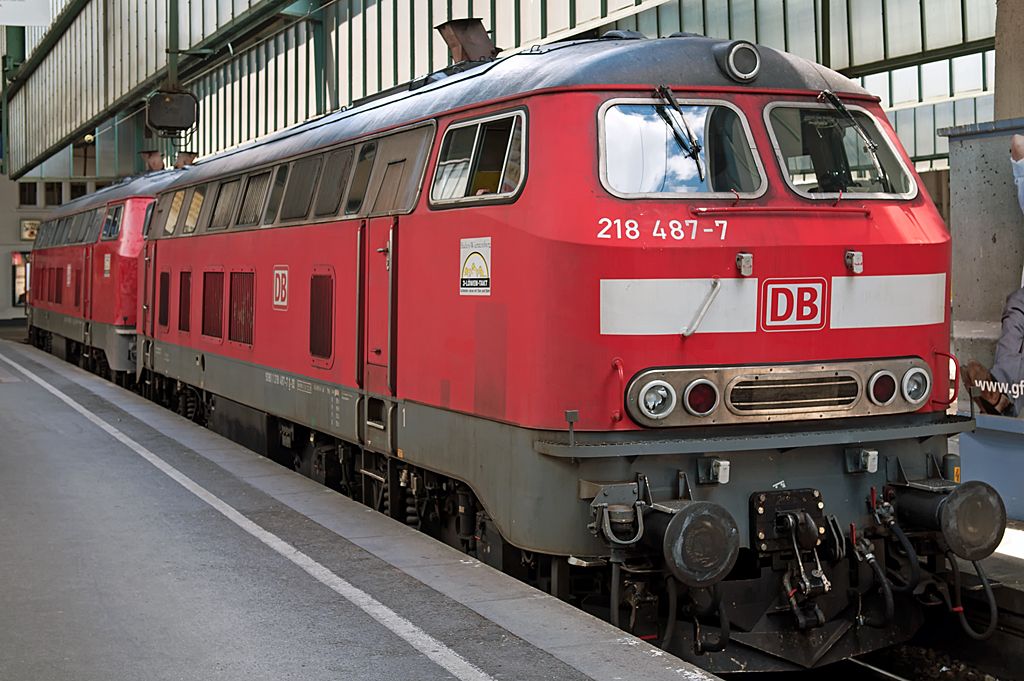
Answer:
435;18;499;62
668;32;704;38
601;30;646;40
712;40;761;83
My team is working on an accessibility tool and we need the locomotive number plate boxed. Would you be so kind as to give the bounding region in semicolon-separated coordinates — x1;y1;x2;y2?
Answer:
597;218;727;241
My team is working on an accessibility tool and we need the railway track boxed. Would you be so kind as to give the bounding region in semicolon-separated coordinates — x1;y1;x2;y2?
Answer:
716;644;1006;681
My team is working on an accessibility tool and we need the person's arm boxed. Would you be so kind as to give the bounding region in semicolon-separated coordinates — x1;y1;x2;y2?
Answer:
1012;135;1024;217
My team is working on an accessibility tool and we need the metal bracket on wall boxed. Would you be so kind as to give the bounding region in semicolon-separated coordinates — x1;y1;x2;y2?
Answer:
578;480;638;506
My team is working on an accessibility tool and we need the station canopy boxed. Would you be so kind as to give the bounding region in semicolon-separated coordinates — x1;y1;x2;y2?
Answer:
0;0;997;180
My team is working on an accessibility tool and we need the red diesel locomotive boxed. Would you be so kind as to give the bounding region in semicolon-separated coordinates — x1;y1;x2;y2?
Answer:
29;171;182;380
30;30;1006;672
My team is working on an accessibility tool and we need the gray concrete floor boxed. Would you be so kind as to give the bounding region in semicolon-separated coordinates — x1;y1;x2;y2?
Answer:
0;340;714;681
0;318;28;342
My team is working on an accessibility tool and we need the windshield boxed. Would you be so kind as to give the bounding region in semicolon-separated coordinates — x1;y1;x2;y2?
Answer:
603;102;762;196
767;105;913;197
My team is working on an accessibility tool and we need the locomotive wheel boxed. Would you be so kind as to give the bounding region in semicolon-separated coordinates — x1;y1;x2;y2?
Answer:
94;352;109;380
405;488;421;529
176;391;198;421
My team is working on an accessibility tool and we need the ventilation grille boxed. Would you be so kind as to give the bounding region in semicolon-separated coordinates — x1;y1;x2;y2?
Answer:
309;274;333;358
729;375;859;413
202;271;224;338
74;270;81;308
55;268;63;305
179;271;192;332
158;271;170;327
229;272;255;345
237;172;271;225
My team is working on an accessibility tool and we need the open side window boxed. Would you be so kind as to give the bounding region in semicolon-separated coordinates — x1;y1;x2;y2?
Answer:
101;205;124;240
430;111;525;206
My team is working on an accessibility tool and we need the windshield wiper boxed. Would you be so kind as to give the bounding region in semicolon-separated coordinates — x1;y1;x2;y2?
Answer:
655;85;704;183
817;89;892;193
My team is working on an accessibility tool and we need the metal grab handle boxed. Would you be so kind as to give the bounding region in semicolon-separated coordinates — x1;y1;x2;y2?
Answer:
611;357;625;422
681;278;721;338
932;350;960;407
599;502;645;546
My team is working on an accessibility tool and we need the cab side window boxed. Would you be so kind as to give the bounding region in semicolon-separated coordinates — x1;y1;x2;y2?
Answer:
101;205;124;240
430;112;525;204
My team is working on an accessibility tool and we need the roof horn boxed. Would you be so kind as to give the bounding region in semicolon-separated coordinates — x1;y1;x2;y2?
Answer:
435;18;500;63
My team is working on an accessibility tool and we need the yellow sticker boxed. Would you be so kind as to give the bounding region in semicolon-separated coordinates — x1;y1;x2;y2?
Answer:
954;466;961;483
397;448;403;458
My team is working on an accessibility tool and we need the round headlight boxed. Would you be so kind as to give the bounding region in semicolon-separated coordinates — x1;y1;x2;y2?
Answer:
902;367;931;405
868;371;898;406
639;380;677;420
684;379;720;417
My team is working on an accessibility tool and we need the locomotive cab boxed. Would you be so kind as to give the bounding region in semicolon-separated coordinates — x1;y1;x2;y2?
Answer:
550;39;1006;671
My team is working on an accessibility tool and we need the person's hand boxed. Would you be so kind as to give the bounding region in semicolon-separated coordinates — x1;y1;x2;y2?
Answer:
1011;134;1024;162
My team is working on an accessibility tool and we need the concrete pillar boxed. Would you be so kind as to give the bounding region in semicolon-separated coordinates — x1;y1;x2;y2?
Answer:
945;121;1024;411
946;1;1024;412
995;0;1024;121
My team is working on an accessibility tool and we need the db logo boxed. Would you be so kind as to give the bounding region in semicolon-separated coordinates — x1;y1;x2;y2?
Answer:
273;266;289;310
760;278;828;331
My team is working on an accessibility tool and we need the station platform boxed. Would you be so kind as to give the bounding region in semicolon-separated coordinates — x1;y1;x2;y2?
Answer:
0;340;717;681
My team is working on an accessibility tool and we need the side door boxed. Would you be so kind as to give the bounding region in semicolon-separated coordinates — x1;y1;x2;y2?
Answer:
355;125;434;411
364;215;397;395
82;207;102;322
362;158;410;397
139;237;158;376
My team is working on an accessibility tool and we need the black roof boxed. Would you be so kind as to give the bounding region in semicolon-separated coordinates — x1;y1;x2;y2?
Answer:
44;169;186;220
166;35;869;188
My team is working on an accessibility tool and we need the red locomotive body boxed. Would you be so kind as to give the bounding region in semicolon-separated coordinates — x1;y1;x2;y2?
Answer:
29;172;182;374
31;34;1005;673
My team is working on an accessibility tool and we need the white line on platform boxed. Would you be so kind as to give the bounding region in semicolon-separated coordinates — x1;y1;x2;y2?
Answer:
995;527;1024;560
0;350;495;681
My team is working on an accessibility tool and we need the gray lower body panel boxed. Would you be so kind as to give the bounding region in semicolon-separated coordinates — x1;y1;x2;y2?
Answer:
31;309;135;372
144;337;968;559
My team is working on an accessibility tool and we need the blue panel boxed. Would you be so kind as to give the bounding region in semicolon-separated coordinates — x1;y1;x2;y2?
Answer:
960;414;1024;521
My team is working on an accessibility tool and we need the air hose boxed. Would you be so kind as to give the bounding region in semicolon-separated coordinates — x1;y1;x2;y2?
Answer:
861;552;895;628
887;521;921;594
660;576;679;649
946;551;999;640
610;561;622;629
692;585;731;654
